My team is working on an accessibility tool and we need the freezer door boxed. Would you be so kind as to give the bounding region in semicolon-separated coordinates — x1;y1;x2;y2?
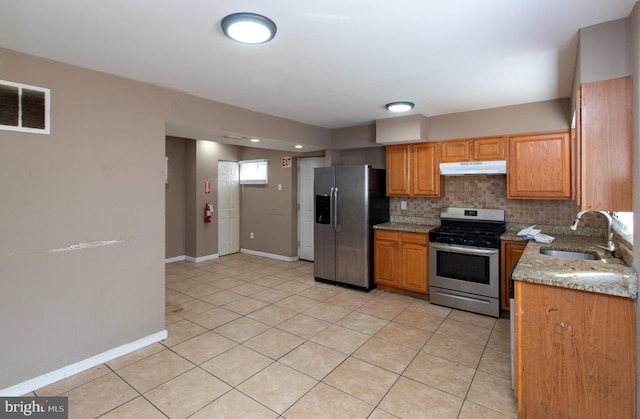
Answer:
313;167;335;282
335;166;371;288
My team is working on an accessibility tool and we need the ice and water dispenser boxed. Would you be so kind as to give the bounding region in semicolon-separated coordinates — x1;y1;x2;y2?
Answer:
315;195;330;224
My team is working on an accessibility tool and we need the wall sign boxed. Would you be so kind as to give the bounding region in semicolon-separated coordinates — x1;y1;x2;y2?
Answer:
204;177;210;194
282;157;292;168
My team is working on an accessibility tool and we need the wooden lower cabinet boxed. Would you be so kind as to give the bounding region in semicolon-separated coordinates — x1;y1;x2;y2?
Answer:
515;281;636;418
499;240;526;311
374;229;428;293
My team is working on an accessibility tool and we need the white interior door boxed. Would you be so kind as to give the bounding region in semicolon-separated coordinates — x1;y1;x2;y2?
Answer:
218;161;240;256
298;157;324;261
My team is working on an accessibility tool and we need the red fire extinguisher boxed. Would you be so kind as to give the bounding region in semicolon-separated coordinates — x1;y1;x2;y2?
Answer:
205;202;213;223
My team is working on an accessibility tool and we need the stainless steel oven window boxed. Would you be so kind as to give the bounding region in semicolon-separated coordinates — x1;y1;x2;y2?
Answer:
435;250;491;284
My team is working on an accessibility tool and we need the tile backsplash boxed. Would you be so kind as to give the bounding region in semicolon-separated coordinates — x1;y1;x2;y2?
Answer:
389;175;605;231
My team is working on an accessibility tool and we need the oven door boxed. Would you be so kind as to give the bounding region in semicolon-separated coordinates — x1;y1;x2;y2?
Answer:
429;242;499;298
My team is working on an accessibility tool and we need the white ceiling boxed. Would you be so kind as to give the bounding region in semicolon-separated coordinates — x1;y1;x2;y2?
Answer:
1;0;636;131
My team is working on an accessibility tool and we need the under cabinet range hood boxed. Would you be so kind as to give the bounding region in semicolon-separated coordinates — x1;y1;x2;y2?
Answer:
440;160;507;176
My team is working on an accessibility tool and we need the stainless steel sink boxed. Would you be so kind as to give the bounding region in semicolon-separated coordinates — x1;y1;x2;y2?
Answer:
539;248;599;260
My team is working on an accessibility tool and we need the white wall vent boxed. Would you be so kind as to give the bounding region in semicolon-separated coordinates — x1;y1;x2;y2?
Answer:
0;80;50;134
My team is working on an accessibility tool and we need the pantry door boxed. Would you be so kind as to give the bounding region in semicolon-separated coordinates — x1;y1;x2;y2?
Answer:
298;157;324;261
218;161;240;256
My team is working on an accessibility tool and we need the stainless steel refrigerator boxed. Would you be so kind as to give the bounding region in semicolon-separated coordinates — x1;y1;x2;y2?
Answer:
314;165;389;291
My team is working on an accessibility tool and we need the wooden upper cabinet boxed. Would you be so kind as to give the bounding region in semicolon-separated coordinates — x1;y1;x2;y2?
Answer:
386;142;441;197
440;136;506;163
386;144;411;195
507;131;571;199
578;77;632;211
412;142;440;196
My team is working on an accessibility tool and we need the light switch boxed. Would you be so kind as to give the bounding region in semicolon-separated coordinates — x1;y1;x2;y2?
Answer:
401;201;407;210
278;184;282;191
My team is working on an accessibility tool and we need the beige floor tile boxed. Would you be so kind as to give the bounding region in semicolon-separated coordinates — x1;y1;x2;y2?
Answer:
374;291;415;307
324;291;370;310
207;276;248;290
448;309;497;329
106;343;166;371
276;313;331;339
228;282;269;296
357;300;407;320
63;372;137;418
174;299;217;317
477;346;511;379
171;331;237;364
297;286;341;301
487;326;511;354
35;364;111;396
214;317;271;343
246;304;297;326
231;270;267;281
458;400;516;419
163;319;207;347
252;275;290;288
190;389;279;418
374;321;432;350
404;299;452;318
201;345;273;386
274;280;314;293
303;302;351;323
324;357;398;405
244;328;305;359
199;289;244;306
251;287;291;303
222;296;269;315
435;318;492;347
336;311;389;335
368;408;401;418
466;371;518;418
100;396;166;418
237;362;317;414
166;278;205;292
116;349;194;393
180;283;221;298
144;368;231;418
275;294;320;312
379;376;463;419
352;337;418;374
182;307;241;329
165;309;183;325
279;341;347;380
422;332;486;368
403;352;475;398
310;324;370;355
284;382;374;419
165;289;195;306
393;309;445;332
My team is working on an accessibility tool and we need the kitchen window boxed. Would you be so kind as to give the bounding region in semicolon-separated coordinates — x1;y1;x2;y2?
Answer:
612;211;633;241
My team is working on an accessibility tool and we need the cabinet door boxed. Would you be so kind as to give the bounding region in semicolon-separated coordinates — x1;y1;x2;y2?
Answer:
374;230;400;287
386;145;411;196
507;132;571;199
473;137;506;161
579;77;632;211
400;233;428;293
440;140;470;163
411;142;441;197
500;240;526;311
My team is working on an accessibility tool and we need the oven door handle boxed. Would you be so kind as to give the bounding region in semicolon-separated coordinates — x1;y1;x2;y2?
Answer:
430;243;498;255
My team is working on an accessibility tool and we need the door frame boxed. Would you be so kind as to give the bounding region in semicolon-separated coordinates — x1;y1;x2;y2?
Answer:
297;157;324;261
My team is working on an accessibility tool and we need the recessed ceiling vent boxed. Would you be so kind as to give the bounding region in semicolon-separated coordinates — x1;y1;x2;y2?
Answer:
0;80;50;134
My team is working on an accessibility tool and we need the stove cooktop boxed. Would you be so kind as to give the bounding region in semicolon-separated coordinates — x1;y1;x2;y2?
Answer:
429;208;506;249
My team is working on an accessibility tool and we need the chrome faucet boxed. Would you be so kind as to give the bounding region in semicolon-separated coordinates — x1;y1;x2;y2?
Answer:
569;210;615;254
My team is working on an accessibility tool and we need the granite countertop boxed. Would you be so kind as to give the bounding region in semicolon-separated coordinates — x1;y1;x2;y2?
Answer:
373;222;439;234
509;233;637;299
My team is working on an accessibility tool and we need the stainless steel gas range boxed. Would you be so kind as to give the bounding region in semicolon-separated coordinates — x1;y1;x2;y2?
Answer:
428;207;505;317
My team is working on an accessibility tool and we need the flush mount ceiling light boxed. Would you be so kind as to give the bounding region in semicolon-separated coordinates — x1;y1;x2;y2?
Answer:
221;12;277;44
385;101;415;112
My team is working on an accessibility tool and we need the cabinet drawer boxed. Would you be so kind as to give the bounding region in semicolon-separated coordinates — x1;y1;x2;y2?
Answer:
401;232;427;245
376;229;399;241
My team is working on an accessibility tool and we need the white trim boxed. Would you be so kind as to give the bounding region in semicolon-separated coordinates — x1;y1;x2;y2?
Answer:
186;254;218;263
241;248;299;262
165;255;186;264
0;79;51;135
0;330;167;396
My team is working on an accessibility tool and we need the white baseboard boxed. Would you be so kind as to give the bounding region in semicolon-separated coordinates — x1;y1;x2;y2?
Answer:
0;329;168;396
241;248;299;262
165;254;219;264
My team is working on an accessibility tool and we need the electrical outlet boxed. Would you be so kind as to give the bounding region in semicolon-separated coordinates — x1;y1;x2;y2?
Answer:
401;201;407;210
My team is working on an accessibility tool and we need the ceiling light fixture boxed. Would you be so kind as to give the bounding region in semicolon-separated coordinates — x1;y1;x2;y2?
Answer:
385;101;415;112
250;138;260;143
295;145;303;149
221;12;277;44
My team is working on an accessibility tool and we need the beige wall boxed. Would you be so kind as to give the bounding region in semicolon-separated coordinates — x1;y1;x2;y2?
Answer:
0;48;167;389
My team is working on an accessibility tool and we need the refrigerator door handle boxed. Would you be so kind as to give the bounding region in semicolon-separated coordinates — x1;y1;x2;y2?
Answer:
329;187;335;231
333;187;340;232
